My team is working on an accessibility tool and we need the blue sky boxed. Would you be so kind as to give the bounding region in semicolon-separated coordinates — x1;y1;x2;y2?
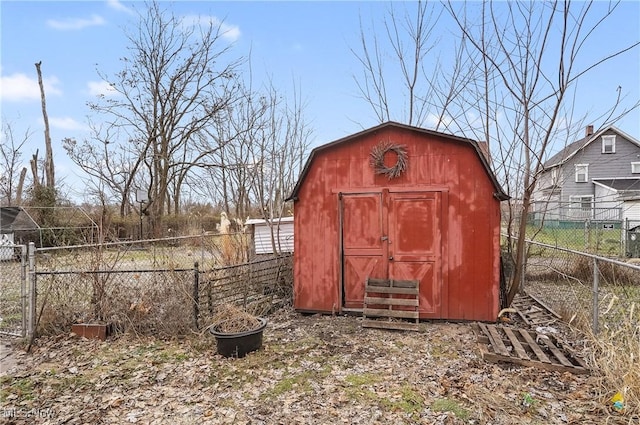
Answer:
1;0;639;200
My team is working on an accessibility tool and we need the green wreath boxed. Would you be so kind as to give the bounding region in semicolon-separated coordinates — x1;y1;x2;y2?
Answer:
369;141;408;179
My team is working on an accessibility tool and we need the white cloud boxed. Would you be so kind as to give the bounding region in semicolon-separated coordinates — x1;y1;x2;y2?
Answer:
465;111;481;129
106;0;134;15
0;72;62;102
425;112;453;129
47;14;106;31
87;80;119;97
49;116;87;131
181;15;241;42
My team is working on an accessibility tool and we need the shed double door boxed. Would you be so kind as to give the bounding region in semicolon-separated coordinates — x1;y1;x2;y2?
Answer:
340;190;443;317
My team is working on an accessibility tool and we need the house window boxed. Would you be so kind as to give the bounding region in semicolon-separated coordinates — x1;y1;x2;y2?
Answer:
575;164;588;183
551;168;559;185
632;162;640;174
570;195;593;211
602;135;616;153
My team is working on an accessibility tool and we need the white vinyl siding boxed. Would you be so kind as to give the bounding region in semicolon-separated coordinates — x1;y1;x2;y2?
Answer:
575;164;589;183
570;195;593;211
602;135;616;153
623;200;640;222
246;217;294;254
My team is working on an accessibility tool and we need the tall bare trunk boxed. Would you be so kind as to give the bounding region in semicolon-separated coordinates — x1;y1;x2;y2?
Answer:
15;167;27;205
35;61;55;189
30;150;41;188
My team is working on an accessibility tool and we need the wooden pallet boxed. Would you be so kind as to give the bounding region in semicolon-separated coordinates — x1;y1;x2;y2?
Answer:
511;293;562;327
473;323;589;374
362;278;420;331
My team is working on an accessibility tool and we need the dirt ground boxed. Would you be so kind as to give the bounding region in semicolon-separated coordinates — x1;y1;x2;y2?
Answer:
0;309;631;424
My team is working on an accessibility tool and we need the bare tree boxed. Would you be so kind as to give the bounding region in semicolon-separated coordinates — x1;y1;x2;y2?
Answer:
0;122;31;206
246;81;311;222
353;0;638;307
35;61;55;189
63;121;140;217
445;0;640;305
85;1;244;236
202;85;270;220
352;0;442;127
198;74;312;253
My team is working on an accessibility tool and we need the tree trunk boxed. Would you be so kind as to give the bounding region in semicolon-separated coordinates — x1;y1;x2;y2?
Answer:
30;150;40;188
15;167;27;205
35;61;55;189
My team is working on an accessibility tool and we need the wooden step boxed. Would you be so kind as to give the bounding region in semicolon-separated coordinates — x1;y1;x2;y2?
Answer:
364;296;419;307
362;319;421;331
362;278;420;332
363;308;419;319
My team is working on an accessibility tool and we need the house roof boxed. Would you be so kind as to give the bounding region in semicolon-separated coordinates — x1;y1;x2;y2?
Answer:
593;178;640;192
544;126;640;168
287;121;509;201
0;206;40;234
245;216;294;225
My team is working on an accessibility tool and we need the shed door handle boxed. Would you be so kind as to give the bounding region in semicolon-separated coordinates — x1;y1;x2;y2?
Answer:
388;256;393;261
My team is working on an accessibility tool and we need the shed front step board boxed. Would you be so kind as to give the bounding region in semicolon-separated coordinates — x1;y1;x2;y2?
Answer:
362;278;420;332
361;319;421;332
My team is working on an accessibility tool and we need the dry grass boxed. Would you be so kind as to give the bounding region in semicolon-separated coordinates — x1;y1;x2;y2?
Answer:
569;255;636;286
586;301;640;416
208;303;261;333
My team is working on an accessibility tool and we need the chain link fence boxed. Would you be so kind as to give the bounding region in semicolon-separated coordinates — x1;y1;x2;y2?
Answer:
524;219;624;257
0;244;27;337
32;234;292;338
506;237;640;333
524;214;640;259
515;237;640;408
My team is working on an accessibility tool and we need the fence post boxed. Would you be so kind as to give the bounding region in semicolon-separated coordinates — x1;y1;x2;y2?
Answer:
193;262;199;329
20;245;27;338
592;257;599;334
200;230;205;268
624;218;629;257
584;219;590;252
27;242;36;339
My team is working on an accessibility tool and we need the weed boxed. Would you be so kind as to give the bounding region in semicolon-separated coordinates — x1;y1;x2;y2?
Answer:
344;375;425;418
521;392;537;411
262;364;332;399
1;377;35;401
382;385;425;415
345;373;379;387
431;398;470;420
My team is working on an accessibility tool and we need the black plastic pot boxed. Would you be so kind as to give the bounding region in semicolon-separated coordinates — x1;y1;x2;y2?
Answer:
209;317;267;358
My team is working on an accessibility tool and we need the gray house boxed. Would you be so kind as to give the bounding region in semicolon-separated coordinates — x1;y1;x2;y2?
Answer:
532;125;640;227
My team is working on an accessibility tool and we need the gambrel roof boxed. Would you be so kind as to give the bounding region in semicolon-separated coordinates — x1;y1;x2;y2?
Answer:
287;121;509;201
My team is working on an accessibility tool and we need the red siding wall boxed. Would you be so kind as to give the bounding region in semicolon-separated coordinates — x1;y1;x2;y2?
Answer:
293;125;501;321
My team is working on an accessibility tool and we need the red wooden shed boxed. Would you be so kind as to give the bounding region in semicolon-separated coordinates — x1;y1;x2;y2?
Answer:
287;122;509;322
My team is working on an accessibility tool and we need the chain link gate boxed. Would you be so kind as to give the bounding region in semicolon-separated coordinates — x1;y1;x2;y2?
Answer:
0;244;29;337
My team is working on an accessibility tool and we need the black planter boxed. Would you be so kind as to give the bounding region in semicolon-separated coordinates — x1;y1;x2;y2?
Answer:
210;317;267;358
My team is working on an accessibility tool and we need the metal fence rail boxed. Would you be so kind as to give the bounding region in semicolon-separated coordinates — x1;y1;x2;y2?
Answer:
30;236;292;338
506;236;640;334
197;255;293;328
